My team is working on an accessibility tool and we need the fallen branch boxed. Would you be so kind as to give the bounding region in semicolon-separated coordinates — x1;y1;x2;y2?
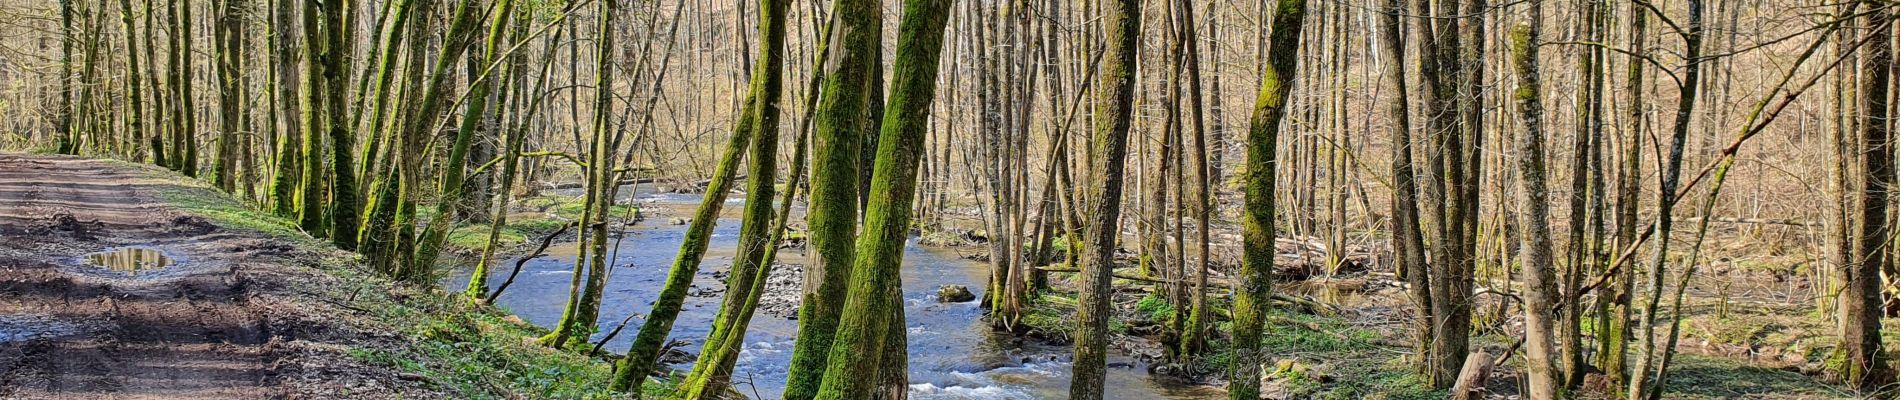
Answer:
1680;216;1812;227
486;221;576;302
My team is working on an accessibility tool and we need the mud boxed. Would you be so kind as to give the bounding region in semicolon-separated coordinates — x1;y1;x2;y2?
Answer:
0;154;439;399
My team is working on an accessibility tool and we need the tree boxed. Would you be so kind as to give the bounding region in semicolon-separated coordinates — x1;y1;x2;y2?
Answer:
1409;0;1482;385
682;4;825;396
780;0;881;393
1835;2;1896;392
267;0;301;217
294;0;328;236
1627;1;1707;398
317;0;359;251
55;0;76;155
1377;0;1433;372
610;0;775;388
166;0;198;176
1600;0;1648;387
808;0;954;397
213;0;248;193
1070;0;1141;396
1507;4;1560;397
117;0;147;162
413;0;518;274
1561;0;1608;386
1228;0;1306;398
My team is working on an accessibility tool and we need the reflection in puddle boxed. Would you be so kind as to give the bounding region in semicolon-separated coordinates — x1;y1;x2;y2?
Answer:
84;247;173;274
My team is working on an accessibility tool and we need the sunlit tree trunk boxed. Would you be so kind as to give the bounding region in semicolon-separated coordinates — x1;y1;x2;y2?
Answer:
1628;1;1705;398
610;0;771;390
1835;3;1896;392
268;0;301;217
1070;0;1140;395
676;0;789;394
414;0;517;272
213;0;246;192
1377;0;1433;373
1508;6;1560;398
809;1;953;397
1228;0;1304;398
780;0;880;394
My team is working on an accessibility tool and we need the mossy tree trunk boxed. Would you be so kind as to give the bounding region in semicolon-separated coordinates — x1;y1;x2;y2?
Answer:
56;0;75;155
414;0;517;273
1227;1;1304;399
609;0;768;389
267;0;300;217
1561;0;1607;387
1599;2;1646;387
808;0;953;397
143;0;169;167
1176;0;1213;357
780;0;880;394
468;13;550;302
682;4;821;396
1070;0;1142;395
213;0;246;193
294;0;327;237
174;0;198;177
117;0;147;163
318;0;359;251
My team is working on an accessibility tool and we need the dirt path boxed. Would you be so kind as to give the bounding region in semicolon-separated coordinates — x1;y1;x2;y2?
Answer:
0;154;424;399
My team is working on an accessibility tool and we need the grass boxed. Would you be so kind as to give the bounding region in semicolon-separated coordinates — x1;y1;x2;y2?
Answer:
1218;309;1441;400
1661;354;1852;399
148;164;669;399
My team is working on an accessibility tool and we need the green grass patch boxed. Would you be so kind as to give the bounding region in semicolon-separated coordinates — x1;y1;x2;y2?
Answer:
1136;293;1174;323
1195;309;1439;400
1660;354;1849;399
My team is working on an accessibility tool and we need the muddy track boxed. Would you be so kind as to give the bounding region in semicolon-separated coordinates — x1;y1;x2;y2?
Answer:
0;154;424;399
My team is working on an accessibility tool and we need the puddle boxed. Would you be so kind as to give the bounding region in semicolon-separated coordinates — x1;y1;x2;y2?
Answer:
83;247;174;275
0;314;98;343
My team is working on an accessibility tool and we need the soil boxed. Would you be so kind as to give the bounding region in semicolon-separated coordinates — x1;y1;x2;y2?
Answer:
0;154;439;399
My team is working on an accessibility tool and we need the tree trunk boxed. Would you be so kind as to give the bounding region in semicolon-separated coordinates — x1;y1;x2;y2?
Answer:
808;0;953;397
1508;8;1560;398
678;0;789;394
1836;4;1896;392
1627;1;1705;398
780;0;879;395
1227;0;1305;398
1377;0;1434;375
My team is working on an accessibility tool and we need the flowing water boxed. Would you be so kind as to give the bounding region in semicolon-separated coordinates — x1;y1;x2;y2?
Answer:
443;188;1221;399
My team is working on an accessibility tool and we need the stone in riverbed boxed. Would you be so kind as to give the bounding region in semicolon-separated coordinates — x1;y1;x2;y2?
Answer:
935;284;976;303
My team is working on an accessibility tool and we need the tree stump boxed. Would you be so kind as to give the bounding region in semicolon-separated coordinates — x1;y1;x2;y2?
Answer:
1449;351;1495;400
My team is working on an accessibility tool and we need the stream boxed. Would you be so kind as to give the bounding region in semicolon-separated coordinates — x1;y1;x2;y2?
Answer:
442;188;1221;399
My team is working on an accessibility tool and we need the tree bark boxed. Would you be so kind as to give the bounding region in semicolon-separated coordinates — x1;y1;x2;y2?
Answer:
1228;0;1305;398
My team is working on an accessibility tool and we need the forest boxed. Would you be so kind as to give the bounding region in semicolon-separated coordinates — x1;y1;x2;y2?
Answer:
0;0;1896;398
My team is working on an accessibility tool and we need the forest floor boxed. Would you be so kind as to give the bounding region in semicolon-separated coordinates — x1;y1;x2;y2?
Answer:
0;153;638;399
994;220;1872;399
